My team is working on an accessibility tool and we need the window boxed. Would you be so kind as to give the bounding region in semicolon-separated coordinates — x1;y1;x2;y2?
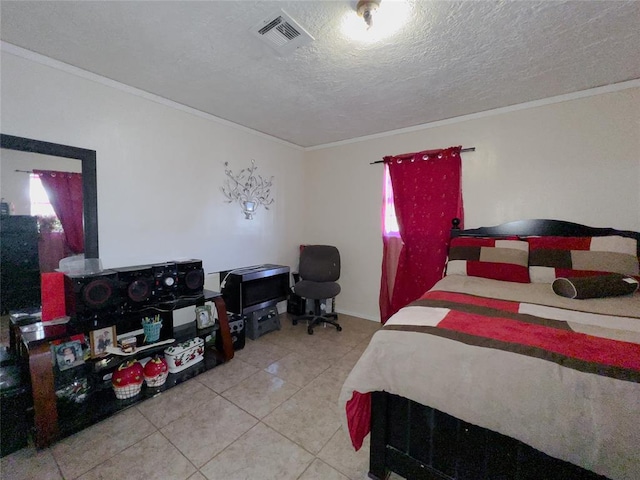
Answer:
29;174;57;217
383;165;400;236
30;174;64;233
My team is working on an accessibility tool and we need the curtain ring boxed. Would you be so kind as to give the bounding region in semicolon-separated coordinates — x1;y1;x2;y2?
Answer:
397;158;402;164
437;153;443;159
422;155;429;160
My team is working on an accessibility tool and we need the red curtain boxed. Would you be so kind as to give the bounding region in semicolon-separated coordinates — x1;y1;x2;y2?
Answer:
34;170;85;254
38;231;72;273
379;146;463;323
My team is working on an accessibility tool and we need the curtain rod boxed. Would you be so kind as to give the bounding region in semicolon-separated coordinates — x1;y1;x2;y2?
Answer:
369;147;476;165
15;169;81;175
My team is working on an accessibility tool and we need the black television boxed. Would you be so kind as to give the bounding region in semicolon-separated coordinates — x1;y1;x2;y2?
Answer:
220;264;290;315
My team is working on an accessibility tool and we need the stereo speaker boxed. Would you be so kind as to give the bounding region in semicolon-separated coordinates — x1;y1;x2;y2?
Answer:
150;262;178;302
113;265;154;312
176;259;204;298
227;314;246;351
41;272;66;321
64;270;120;318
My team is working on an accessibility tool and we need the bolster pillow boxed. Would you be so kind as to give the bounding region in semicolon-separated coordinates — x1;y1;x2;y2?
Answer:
552;274;639;299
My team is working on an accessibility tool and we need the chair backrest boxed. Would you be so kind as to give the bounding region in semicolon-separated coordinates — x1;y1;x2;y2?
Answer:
299;245;340;283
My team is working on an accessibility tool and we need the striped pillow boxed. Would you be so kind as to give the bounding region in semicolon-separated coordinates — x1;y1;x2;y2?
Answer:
528;236;639;283
446;237;530;283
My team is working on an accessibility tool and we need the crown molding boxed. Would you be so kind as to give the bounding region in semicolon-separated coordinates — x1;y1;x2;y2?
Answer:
1;42;304;151
4;41;637;153
306;78;640;151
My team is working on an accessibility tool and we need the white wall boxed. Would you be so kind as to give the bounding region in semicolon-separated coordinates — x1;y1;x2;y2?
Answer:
304;88;640;321
1;52;306;282
3;49;638;324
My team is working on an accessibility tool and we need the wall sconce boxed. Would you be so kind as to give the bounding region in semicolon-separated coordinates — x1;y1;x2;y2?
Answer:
221;159;274;219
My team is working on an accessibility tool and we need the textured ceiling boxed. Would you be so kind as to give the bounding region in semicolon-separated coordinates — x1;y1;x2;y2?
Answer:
1;1;639;148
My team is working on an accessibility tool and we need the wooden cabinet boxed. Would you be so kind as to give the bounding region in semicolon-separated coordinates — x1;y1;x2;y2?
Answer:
13;290;233;448
1;215;41;314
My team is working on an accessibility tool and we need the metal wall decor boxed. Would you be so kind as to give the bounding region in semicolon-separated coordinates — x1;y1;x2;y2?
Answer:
221;159;274;219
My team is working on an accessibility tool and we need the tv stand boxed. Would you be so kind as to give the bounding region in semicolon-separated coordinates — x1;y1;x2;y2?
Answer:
12;290;233;448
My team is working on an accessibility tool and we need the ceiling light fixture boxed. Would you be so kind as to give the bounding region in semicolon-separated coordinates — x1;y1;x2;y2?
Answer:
342;0;411;43
357;0;380;29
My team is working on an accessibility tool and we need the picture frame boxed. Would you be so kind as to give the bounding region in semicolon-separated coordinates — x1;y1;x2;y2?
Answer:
195;304;214;329
90;325;116;357
55;340;84;371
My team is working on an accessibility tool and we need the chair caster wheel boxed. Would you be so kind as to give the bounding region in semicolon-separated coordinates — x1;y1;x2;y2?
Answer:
307;326;314;335
336;325;342;332
292;320;298;325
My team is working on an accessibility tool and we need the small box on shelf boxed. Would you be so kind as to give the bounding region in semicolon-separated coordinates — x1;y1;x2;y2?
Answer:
164;338;204;373
119;336;137;354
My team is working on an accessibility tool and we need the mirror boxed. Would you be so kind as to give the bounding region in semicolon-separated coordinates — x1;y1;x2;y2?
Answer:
1;134;98;312
1;134;98;258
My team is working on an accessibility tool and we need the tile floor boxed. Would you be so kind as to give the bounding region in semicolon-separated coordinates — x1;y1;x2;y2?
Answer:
1;314;405;480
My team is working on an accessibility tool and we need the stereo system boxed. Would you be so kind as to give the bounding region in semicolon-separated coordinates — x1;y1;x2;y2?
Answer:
176;259;205;298
113;265;154;312
64;270;120;319
64;259;205;319
149;262;179;302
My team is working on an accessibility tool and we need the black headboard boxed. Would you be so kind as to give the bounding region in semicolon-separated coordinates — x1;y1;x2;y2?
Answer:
450;218;640;258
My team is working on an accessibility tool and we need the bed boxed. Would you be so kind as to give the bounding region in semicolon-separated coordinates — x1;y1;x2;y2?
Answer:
339;219;640;480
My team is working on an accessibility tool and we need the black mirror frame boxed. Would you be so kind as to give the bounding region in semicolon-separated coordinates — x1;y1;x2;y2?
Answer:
1;134;99;258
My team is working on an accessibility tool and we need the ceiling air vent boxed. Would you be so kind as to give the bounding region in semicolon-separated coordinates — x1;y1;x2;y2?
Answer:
251;10;314;55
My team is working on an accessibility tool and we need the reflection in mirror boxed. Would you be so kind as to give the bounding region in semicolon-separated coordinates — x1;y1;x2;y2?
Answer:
0;134;98;313
2;150;82;272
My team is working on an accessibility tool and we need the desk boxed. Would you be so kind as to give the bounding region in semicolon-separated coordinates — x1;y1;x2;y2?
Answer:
13;290;233;448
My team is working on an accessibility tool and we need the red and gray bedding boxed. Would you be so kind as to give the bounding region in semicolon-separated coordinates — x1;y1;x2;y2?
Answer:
339;275;640;480
528;235;639;283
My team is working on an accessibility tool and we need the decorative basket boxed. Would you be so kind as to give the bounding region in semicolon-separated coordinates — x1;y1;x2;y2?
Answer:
144;371;168;388
113;383;143;400
143;355;169;387
111;360;144;399
142;319;162;343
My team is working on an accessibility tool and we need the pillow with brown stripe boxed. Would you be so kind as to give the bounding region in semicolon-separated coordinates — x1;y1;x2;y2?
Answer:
527;235;639;283
552;274;639;299
446;237;530;283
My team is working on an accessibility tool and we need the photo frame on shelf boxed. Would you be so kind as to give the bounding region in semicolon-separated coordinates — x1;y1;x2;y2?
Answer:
54;340;84;371
196;304;214;329
90;325;116;358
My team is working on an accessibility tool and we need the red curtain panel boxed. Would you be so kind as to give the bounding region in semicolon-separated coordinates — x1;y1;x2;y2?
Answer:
38;230;71;273
34;170;85;254
379;146;463;323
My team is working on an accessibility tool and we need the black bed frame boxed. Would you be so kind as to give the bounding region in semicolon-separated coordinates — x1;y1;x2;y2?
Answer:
368;218;640;480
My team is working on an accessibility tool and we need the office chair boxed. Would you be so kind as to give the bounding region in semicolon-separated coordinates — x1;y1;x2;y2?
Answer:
292;245;342;335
